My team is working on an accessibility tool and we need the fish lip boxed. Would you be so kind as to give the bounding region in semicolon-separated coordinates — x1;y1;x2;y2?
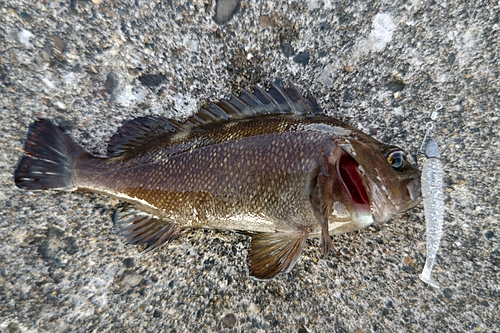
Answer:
406;177;421;202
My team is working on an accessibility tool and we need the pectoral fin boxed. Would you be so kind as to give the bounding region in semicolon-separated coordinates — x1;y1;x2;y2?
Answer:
113;204;181;251
248;231;307;279
310;173;334;255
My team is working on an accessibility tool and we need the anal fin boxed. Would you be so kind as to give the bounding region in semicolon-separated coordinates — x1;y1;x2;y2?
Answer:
248;231;307;279
113;204;181;252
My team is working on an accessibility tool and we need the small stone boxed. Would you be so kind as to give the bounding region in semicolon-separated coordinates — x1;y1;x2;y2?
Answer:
314;285;326;294
123;257;134;268
48;35;66;52
168;280;175;288
344;65;352;73
53;100;67;110
153;309;162;318
72;64;82;73
387;80;405;92
7;321;21;333
447;53;456;65
123;273;142;287
18;29;34;47
188;39;199;52
87;66;99;74
40;43;53;61
213;0;240;25
92;0;103;4
293;51;309;66
485;230;494;239
128;68;140;77
280;42;294;57
320;64;334;88
319;22;331;31
402;265;415;273
40;97;52;106
222;313;237;328
139;73;166;87
298;327;309;333
259;15;275;27
442;288;454;299
105;72;119;93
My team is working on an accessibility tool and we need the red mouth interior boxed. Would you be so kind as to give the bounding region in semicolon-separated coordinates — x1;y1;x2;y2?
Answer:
339;154;370;205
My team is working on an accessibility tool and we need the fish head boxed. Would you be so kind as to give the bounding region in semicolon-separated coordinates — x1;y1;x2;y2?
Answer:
332;134;421;225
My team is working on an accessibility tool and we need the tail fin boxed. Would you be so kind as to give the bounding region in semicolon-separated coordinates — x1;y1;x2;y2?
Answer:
14;119;86;191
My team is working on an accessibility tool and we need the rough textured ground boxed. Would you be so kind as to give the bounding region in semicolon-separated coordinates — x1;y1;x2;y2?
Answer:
1;1;498;332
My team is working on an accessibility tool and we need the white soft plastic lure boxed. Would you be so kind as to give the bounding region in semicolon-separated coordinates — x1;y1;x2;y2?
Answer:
419;137;444;288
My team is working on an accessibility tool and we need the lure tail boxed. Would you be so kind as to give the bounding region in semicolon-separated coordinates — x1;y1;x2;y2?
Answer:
14;119;88;191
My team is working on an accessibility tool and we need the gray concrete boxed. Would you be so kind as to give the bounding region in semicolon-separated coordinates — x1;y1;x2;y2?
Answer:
1;1;498;332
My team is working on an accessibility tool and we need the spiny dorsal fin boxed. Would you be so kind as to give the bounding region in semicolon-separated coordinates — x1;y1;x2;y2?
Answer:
107;81;323;157
113;204;181;252
248;231;307;279
217;81;323;118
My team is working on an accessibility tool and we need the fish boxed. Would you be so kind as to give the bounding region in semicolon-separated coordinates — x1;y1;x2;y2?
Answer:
14;81;422;279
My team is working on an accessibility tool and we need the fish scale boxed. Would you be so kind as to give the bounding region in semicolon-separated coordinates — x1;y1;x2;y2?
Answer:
77;128;327;228
14;81;422;279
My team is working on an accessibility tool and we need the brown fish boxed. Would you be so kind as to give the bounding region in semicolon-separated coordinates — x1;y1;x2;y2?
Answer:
14;82;421;279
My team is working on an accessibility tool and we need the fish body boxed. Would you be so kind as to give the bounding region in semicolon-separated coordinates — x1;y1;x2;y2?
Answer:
15;82;421;279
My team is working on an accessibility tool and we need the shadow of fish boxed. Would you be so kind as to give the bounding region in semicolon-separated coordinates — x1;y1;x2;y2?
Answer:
14;81;421;279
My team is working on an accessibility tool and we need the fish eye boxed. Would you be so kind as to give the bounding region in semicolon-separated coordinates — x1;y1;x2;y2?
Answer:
386;149;405;171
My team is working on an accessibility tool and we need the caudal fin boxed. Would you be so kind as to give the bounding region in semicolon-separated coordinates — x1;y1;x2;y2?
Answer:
14;119;86;191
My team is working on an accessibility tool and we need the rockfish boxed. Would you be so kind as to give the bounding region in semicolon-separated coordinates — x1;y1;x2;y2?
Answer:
15;82;421;279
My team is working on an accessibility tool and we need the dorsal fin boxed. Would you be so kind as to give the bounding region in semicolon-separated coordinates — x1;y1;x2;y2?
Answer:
107;81;323;157
107;116;183;157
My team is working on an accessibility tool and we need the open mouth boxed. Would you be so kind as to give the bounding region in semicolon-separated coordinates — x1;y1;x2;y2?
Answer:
338;152;370;206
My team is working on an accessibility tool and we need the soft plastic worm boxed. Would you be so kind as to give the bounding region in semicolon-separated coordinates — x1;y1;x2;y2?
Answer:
419;138;444;288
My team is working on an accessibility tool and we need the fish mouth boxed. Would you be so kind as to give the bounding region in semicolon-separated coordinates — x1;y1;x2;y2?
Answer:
338;151;370;208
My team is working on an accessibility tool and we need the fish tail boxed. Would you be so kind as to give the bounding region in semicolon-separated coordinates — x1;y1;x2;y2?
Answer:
15;119;88;191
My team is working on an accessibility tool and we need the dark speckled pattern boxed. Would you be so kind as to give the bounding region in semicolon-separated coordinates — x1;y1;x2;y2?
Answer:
76;115;341;231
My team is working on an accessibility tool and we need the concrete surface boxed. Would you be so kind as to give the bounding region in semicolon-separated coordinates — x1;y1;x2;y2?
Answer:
0;0;498;332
